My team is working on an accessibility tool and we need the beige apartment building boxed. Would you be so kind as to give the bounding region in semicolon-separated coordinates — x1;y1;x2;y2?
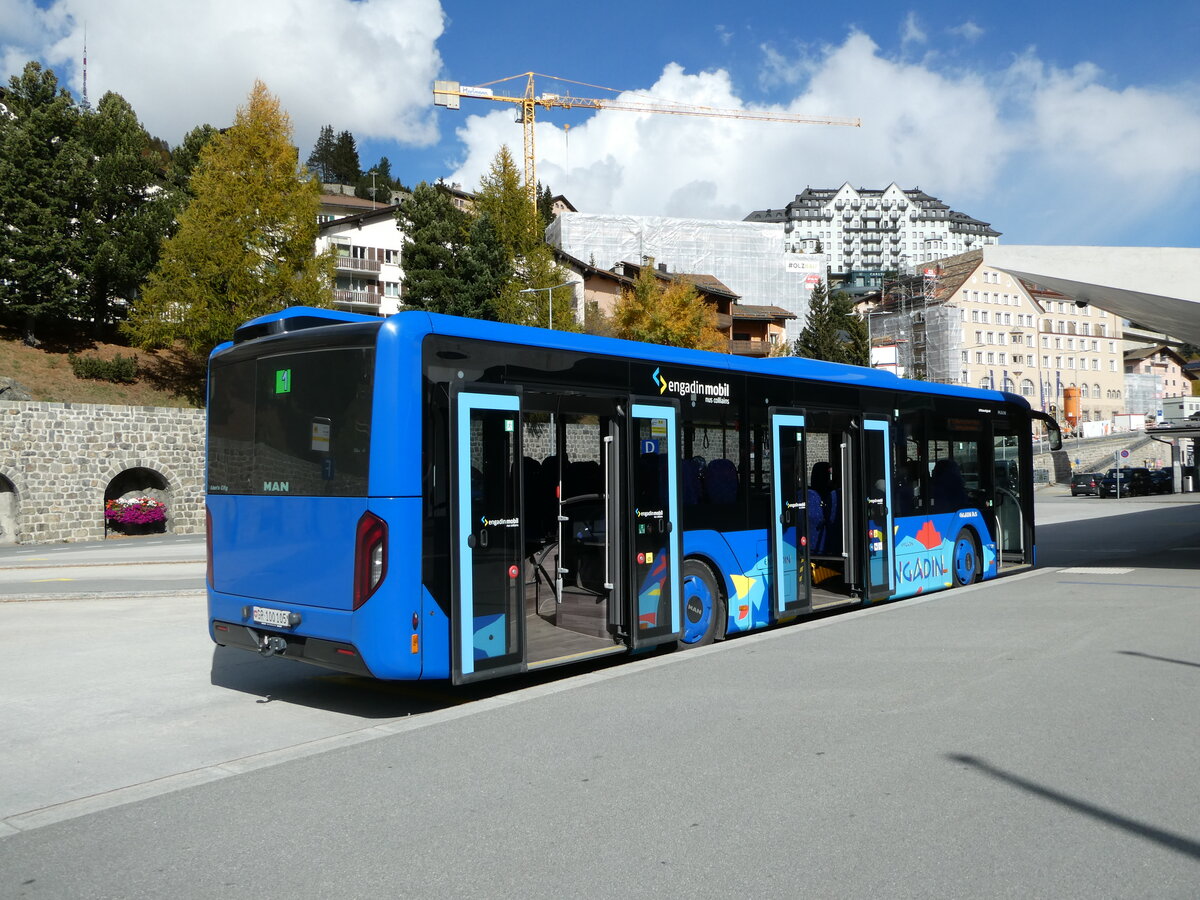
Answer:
871;251;1125;425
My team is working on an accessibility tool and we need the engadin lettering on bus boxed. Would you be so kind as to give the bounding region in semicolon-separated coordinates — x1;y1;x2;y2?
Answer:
652;367;731;406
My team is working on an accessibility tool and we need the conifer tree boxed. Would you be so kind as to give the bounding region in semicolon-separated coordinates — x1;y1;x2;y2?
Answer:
0;62;88;344
794;282;867;365
78;91;175;335
306;124;335;182
330;129;360;184
126;81;332;358
170;123;219;195
475;146;541;263
395;181;472;313
474;146;574;326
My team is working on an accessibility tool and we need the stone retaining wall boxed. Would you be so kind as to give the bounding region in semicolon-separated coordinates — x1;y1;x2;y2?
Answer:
0;401;205;544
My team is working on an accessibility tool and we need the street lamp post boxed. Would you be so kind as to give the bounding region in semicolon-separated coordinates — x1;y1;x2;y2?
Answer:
519;280;581;330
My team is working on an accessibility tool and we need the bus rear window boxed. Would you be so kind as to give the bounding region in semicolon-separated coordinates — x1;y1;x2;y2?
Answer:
208;348;374;496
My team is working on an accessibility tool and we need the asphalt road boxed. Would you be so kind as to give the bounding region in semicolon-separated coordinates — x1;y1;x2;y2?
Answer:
1;491;1197;898
0;535;204;599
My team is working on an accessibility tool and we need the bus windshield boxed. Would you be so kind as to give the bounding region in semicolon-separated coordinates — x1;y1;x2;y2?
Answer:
208;346;374;497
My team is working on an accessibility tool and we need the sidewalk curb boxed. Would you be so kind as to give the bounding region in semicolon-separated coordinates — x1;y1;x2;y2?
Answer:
0;589;206;603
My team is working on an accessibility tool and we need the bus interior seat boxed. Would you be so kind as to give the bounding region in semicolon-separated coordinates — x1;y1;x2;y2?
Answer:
681;457;704;506
705;458;739;504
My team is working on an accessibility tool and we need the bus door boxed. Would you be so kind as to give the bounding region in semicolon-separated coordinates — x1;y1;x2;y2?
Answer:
450;388;526;685
803;408;860;610
621;401;682;649
863;418;895;600
991;416;1027;567
769;410;812;618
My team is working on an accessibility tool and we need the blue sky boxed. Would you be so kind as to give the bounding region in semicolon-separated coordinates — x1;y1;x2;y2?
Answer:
5;1;1200;247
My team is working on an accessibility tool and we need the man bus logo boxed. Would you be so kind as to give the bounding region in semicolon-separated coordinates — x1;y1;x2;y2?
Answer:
263;482;290;492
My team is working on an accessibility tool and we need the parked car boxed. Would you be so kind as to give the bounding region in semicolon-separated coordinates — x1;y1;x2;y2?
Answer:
1070;472;1103;496
1098;467;1153;498
1148;468;1175;494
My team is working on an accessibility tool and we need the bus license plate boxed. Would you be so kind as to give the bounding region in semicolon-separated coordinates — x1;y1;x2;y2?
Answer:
252;606;291;628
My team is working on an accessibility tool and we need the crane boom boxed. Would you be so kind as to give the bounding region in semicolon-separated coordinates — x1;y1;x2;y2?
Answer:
433;72;861;206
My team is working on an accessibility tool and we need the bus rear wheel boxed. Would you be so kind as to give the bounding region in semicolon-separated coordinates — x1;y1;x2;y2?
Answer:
952;529;980;587
679;559;724;647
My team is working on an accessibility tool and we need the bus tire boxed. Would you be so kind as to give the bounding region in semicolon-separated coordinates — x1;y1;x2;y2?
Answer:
679;559;724;647
952;528;980;587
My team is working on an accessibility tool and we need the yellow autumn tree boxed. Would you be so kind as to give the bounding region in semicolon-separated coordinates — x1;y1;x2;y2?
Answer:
610;264;727;351
126;81;332;357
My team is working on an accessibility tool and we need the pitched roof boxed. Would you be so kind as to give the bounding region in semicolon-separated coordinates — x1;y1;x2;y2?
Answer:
732;304;795;321
318;203;403;231
1124;345;1192;369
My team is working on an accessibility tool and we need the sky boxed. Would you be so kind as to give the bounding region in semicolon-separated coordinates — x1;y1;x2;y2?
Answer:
4;0;1200;247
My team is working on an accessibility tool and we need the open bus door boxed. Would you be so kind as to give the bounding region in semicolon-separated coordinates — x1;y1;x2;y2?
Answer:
618;400;683;650
769;410;812;619
862;417;895;600
450;388;527;685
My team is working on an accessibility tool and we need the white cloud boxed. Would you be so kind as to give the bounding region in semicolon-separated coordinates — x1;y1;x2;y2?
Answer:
453;35;1011;219
448;31;1200;244
949;21;985;42
1;0;445;150
901;12;926;47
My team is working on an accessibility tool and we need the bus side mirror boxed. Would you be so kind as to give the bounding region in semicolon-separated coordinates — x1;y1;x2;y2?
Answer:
1031;411;1062;451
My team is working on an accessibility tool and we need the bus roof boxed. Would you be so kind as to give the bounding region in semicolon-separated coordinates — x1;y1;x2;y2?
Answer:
230;306;1027;410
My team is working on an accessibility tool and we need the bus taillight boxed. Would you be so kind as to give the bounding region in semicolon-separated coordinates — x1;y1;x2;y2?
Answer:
353;511;388;609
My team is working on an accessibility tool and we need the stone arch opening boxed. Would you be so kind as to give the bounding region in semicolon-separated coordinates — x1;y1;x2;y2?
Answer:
0;475;17;544
104;467;172;536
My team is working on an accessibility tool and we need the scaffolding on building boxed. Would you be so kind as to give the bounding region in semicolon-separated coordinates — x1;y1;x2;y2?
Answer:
866;271;961;384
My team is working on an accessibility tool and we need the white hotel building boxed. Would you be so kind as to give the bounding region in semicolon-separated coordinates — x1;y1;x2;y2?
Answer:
744;182;1001;274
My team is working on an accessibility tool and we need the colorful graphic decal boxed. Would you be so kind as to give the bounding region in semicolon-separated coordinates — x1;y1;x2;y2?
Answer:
472;613;506;660
890;511;996;600
637;552;668;628
685;511;997;637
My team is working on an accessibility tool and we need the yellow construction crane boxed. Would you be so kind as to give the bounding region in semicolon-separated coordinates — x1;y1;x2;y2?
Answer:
433;71;861;207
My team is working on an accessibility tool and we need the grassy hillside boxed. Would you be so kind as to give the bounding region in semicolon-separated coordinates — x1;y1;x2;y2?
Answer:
0;327;204;408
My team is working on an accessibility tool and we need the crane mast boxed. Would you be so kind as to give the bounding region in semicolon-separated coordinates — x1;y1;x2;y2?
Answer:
434;71;860;208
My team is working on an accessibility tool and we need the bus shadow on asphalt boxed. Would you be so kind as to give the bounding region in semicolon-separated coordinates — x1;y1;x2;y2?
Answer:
209;643;634;718
1036;503;1200;570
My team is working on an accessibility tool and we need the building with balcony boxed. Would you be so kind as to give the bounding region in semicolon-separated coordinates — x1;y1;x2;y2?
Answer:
744;183;1000;281
547;212;823;343
553;251;793;357
316;204;405;316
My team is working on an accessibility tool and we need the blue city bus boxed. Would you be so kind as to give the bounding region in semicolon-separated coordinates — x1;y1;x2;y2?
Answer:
206;307;1061;684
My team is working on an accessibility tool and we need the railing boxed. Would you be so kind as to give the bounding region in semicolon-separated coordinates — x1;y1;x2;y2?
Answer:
728;339;774;356
333;256;381;273
333;290;380;306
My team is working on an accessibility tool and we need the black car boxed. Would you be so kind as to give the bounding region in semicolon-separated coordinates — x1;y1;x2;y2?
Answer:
1098;467;1153;498
1148;468;1175;494
1070;472;1103;496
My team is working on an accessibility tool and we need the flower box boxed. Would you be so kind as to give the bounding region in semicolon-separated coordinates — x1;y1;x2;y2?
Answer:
105;497;167;534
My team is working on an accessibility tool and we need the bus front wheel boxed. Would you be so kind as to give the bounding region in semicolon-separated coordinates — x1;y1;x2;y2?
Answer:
952;529;980;587
679;559;725;647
